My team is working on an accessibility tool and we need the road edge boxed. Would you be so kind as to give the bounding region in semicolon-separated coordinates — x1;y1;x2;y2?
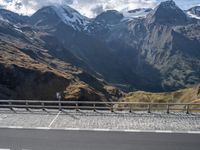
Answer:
0;126;200;134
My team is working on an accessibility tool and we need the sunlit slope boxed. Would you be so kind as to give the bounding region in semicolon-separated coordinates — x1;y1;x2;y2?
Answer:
123;84;200;103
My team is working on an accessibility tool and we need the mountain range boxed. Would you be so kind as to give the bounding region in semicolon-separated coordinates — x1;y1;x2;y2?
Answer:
0;0;200;101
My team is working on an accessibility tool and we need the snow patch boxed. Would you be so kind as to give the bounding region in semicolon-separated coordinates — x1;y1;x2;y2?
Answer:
13;25;23;33
187;11;200;20
51;5;90;31
0;16;3;21
0;15;9;23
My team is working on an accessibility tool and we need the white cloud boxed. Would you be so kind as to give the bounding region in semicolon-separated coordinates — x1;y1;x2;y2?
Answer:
0;0;200;18
0;0;157;17
0;0;35;15
71;0;157;18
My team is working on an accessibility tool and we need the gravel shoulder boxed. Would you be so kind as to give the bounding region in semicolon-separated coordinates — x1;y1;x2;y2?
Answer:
0;108;200;131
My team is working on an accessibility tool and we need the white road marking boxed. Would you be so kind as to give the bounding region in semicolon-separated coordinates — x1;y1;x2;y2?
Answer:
187;131;200;134
124;129;142;132
0;148;31;150
48;111;61;128
155;130;173;133
0;126;200;134
7;126;23;129
34;127;50;130
93;128;110;132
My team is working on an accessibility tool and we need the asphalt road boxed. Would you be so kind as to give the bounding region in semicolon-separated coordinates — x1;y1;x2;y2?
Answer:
0;128;199;150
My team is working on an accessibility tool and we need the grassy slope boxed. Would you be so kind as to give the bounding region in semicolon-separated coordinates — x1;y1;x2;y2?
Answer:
121;85;200;111
0;32;121;101
123;85;200;103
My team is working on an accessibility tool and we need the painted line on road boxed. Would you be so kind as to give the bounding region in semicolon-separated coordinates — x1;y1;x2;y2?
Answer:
184;131;200;134
34;127;50;130
155;130;173;133
1;126;200;134
7;126;24;129
48;111;61;128
93;128;111;132
0;148;31;150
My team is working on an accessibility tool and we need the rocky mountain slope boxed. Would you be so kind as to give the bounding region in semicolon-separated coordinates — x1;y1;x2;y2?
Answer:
0;0;200;100
87;0;200;91
0;20;121;101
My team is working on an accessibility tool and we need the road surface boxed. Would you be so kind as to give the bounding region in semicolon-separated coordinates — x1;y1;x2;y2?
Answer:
0;128;199;150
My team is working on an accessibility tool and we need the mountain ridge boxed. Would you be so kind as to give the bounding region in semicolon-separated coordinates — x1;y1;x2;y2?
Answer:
0;0;200;101
146;0;189;25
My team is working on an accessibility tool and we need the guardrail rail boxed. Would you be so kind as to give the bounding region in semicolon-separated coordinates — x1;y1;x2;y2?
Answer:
0;100;200;114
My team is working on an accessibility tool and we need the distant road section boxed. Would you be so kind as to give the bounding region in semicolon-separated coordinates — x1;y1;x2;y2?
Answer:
0;128;200;150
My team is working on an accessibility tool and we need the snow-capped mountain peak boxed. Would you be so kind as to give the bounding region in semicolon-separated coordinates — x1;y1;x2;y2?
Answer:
30;5;90;31
146;0;188;25
51;5;90;30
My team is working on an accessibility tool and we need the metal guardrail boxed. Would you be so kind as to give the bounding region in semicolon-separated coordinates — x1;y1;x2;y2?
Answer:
0;100;200;114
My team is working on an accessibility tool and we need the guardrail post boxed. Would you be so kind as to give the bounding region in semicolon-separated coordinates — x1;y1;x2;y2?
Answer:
93;104;96;112
129;104;132;113
167;104;170;114
148;104;151;113
59;101;62;111
111;105;114;113
25;101;29;111
9;101;13;111
76;103;79;112
186;104;190;114
42;102;45;111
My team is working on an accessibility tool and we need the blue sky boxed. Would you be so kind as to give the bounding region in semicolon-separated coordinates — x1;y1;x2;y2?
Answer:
0;0;200;17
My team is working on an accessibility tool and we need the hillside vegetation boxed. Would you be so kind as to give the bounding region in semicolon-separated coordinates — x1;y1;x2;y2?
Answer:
123;84;200;103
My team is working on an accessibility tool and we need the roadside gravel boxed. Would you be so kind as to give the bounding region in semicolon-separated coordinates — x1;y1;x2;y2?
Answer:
0;109;199;131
